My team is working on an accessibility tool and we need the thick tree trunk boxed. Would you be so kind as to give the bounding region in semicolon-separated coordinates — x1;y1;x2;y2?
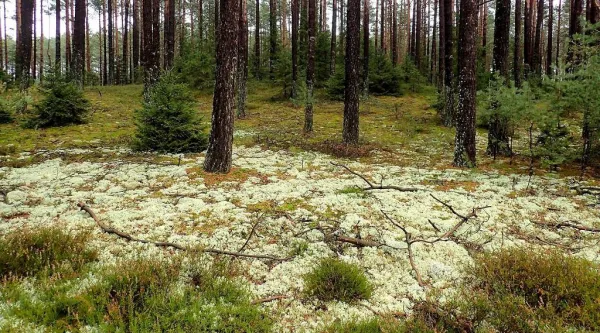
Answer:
255;0;260;78
32;0;36;80
237;0;248;118
66;0;72;69
204;0;240;173
343;0;360;144
453;0;477;167
292;0;299;97
103;0;108;84
362;0;369;97
567;0;583;69
72;0;86;84
164;0;175;69
16;0;33;88
198;0;203;42
304;0;316;133
269;0;278;79
546;0;553;75
437;0;444;89
441;0;454;126
282;0;288;47
514;0;522;86
591;0;600;23
375;0;378;49
85;0;90;75
142;0;159;90
330;0;337;75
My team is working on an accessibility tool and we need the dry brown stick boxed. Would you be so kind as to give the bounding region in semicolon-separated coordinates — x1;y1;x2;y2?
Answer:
77;202;290;261
532;220;600;233
238;213;265;253
251;295;289;305
330;162;420;192
333;234;383;247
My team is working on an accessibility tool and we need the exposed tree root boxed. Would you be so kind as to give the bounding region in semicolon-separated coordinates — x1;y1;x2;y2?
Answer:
77;202;290;261
330;162;421;192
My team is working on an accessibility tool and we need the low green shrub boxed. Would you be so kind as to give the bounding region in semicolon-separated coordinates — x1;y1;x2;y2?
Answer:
0;227;98;280
0;98;13;123
25;76;90;128
323;317;433;333
304;258;372;303
133;72;208;153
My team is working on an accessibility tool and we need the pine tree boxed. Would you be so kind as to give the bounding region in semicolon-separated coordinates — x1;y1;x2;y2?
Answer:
237;0;248;118
204;0;240;173
16;0;33;89
362;0;369;97
514;0;522;86
453;0;477;167
304;0;315;133
292;0;299;97
72;0;86;84
55;0;61;73
343;0;360;144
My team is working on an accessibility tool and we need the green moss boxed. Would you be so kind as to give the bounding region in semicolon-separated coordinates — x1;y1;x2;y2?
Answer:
304;258;372;303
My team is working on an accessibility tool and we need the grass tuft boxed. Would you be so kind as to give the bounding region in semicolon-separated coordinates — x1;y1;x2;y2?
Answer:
304;258;372;303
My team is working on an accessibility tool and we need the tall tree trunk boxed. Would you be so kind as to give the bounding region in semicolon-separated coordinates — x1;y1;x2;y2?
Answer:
591;0;600;23
142;0;159;90
532;0;543;74
437;0;444;88
380;0;384;51
282;0;288;47
555;0;561;69
66;0;72;69
546;0;552;74
343;0;360;144
16;0;33;88
481;3;487;69
32;0;36;80
53;0;60;72
362;0;369;97
392;0;398;64
304;0;315;133
204;0;240;173
269;0;278;79
103;0;108;84
514;0;522;86
430;0;437;82
453;0;477;167
375;0;378;49
415;0;421;66
198;0;203;42
122;0;129;83
85;0;91;75
72;0;86;84
292;0;299;96
133;0;139;79
3;0;8;70
441;0;454;126
108;0;114;83
487;0;512;157
164;0;175;68
237;0;248;118
330;0;337;74
0;0;4;71
254;0;260;78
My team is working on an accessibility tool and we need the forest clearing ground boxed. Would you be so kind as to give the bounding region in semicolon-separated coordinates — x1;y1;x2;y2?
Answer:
1;84;599;331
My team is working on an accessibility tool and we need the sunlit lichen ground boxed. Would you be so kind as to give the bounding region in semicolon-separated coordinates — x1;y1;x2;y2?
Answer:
1;83;599;332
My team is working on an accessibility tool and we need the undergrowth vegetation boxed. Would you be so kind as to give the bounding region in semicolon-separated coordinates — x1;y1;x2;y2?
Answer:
304;258;373;303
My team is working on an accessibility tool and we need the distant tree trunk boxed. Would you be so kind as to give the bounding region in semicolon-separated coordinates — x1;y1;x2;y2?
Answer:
198;0;203;42
66;0;72;70
108;0;114;83
375;0;378;49
524;0;533;70
215;0;219;38
340;0;345;53
269;0;277;79
292;0;299;97
546;0;553;75
330;0;337;74
514;0;522;86
255;0;260;78
481;3;487;69
72;0;86;84
431;0;437;83
380;0;384;52
304;0;315;133
32;0;36;80
122;0;129;83
487;0;512;158
282;0;288;47
237;0;248;118
343;0;360;144
0;2;4;70
415;0;421;66
532;0;543;74
392;0;398;65
103;0;107;84
555;0;561;69
437;0;444;88
4;0;9;69
204;0;240;173
441;0;454;126
133;0;140;79
85;0;91;75
16;0;33;88
362;0;369;97
453;0;477;167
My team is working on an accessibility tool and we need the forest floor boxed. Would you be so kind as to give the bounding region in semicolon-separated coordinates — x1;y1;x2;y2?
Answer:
1;83;599;332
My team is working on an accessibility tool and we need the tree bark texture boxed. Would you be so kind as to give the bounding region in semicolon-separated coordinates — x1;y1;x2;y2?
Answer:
343;0;360;144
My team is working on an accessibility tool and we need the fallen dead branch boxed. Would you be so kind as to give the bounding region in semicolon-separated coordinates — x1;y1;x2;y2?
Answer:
251;295;289;305
532;220;600;233
571;185;600;196
330;162;421;192
77;202;290;261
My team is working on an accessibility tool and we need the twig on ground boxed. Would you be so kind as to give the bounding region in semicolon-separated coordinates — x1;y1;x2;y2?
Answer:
532;220;600;233
239;213;265;252
77;202;290;261
330;162;421;192
251;295;289;305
